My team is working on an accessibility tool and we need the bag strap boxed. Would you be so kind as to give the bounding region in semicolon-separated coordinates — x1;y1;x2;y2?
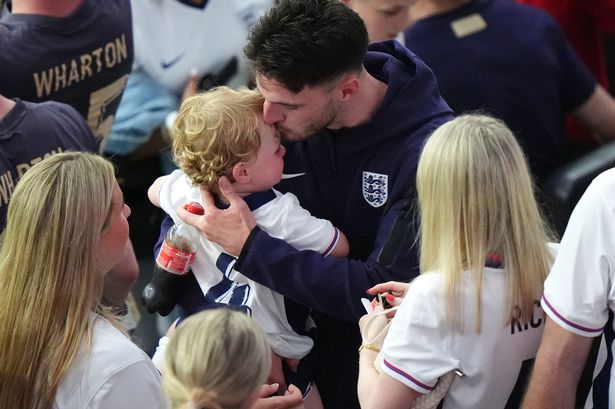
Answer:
360;305;401;348
361;306;464;409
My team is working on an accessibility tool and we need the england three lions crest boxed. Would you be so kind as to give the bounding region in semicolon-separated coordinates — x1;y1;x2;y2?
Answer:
362;172;388;208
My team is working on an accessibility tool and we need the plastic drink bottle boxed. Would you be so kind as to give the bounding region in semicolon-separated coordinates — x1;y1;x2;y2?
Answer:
142;202;204;315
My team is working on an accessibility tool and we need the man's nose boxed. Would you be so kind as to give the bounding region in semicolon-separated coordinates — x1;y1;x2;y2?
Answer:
263;100;284;125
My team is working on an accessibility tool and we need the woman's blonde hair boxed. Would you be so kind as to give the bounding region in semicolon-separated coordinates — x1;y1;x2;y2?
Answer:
416;114;554;332
0;151;116;409
173;86;265;191
163;309;272;409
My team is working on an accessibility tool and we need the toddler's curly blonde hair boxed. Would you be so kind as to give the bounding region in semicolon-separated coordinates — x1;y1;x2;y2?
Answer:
173;86;264;191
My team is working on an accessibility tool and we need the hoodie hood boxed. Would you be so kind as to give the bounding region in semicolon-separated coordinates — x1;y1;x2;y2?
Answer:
334;40;452;153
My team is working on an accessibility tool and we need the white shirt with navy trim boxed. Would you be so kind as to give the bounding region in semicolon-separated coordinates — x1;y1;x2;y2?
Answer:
158;170;340;359
382;268;545;408
542;168;615;408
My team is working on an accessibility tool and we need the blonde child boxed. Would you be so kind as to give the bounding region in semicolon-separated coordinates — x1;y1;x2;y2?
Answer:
148;87;349;408
163;309;271;409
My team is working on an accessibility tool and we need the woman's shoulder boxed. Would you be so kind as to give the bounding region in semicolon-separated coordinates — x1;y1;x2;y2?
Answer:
91;318;151;363
408;272;446;295
56;317;163;409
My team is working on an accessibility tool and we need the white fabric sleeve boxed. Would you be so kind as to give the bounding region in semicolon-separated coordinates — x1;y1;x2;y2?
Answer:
381;275;457;394
158;169;200;222
261;192;340;255
542;171;615;337
151;335;170;373
87;359;166;409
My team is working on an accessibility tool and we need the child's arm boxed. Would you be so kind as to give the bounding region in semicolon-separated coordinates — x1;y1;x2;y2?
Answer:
148;175;168;208
329;229;349;258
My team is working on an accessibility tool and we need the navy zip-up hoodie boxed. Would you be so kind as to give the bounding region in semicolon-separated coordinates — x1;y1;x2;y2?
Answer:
237;41;453;321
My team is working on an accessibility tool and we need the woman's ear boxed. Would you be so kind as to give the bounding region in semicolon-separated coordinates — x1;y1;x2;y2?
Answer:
232;162;251;184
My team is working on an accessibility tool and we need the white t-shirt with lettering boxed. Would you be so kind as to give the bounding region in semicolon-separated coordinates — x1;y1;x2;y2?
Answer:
382;267;544;409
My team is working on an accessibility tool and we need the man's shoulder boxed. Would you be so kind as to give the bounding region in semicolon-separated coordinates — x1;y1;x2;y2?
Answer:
27;99;81;119
22;100;92;136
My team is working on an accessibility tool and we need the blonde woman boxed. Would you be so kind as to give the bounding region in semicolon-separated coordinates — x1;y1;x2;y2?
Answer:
163;309;272;409
0;152;164;409
358;114;555;408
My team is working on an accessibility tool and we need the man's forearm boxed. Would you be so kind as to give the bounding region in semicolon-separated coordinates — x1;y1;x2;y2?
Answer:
237;229;419;321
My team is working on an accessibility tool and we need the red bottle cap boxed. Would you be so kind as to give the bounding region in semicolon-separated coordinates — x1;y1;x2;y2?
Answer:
186;202;204;215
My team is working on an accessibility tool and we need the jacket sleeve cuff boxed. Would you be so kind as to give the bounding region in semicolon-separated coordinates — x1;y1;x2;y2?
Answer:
235;226;261;271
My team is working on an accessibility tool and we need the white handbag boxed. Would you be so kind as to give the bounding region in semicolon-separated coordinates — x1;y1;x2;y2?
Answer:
360;306;461;409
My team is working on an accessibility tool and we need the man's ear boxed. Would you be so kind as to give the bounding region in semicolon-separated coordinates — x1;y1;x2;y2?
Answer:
338;74;359;101
231;162;251;184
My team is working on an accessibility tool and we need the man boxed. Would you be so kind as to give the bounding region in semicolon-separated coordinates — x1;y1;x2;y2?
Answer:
0;94;98;226
523;169;615;408
0;0;133;149
169;1;453;407
517;0;615;146
0;93;139;314
0;0;138;315
404;0;615;185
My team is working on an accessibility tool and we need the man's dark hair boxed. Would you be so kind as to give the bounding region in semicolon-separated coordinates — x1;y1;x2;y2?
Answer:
245;0;369;92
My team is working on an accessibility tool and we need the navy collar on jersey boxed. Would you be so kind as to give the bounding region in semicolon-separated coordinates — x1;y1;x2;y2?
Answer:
213;189;276;212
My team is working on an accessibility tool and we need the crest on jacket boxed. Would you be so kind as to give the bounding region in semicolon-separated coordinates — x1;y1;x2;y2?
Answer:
362;172;388;208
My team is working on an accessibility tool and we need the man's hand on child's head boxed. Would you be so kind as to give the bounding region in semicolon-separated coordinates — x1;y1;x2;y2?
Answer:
176;176;256;256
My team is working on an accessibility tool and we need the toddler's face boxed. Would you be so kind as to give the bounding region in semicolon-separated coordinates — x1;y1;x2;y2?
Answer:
244;123;286;191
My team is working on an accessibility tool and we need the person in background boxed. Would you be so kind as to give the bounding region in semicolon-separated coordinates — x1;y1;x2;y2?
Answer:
0;0;133;147
105;0;273;159
516;0;615;148
341;0;414;43
0;0;141;317
358;114;555;409
403;0;615;186
0;94;98;228
0;152;164;409
171;1;453;407
522;170;615;408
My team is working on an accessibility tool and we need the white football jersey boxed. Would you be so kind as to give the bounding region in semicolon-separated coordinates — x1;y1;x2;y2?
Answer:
131;0;272;93
542;168;615;408
158;170;341;359
382;268;545;408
